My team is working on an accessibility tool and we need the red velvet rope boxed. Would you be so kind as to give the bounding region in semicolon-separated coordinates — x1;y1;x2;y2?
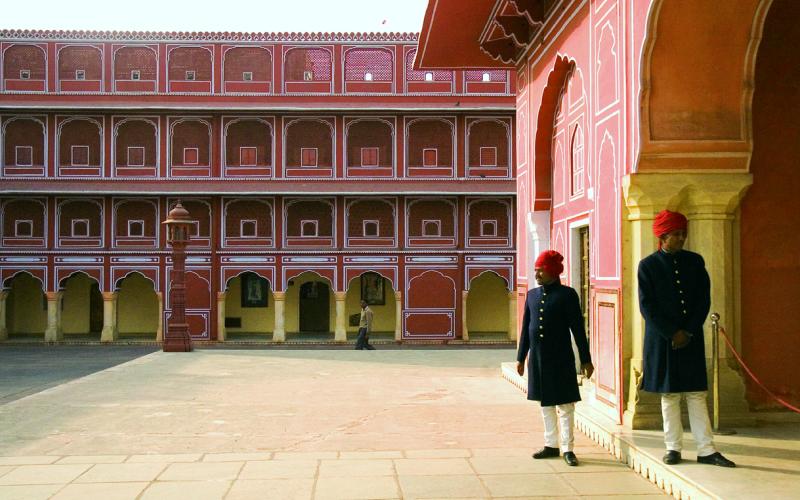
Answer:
718;327;800;414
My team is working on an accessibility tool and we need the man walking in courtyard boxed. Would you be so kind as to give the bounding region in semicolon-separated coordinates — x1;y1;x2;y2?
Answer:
517;250;593;466
355;299;376;350
638;210;735;467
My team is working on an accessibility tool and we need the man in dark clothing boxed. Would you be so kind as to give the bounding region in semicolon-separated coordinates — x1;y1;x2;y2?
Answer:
516;250;593;466
638;210;735;468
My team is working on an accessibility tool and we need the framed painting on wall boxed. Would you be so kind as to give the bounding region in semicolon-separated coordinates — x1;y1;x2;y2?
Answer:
361;272;385;305
241;272;268;308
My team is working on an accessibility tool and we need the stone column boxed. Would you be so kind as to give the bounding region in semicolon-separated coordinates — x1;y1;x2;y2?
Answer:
100;291;118;342
622;172;754;428
0;290;8;340
272;291;286;343
44;291;63;342
216;292;226;342
461;290;469;341
507;291;517;341
394;291;402;341
334;291;347;342
156;292;164;342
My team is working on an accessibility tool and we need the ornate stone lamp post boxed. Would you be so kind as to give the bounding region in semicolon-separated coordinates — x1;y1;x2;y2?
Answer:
162;201;193;352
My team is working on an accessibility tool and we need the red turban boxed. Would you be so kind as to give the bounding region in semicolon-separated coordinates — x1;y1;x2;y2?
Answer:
652;210;687;248
535;250;564;277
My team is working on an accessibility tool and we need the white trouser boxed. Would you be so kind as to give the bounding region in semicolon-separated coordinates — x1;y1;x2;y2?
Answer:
661;392;716;457
541;403;575;453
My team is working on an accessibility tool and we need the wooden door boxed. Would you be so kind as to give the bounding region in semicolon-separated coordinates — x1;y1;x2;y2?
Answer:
299;281;329;332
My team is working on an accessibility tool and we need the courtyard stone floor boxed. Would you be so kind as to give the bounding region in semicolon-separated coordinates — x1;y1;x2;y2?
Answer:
0;347;664;499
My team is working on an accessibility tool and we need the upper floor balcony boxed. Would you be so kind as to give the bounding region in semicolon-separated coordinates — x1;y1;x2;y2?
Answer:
0;31;515;109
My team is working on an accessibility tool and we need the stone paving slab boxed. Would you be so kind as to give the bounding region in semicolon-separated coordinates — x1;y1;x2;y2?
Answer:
0;349;664;498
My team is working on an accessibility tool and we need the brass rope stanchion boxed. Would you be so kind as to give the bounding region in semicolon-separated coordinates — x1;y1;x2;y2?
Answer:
710;313;736;435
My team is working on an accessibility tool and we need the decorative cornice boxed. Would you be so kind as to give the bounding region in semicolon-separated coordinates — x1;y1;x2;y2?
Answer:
0;29;419;43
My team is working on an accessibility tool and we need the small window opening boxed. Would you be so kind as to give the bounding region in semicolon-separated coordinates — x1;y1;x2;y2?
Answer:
422;219;441;237
424;72;433;82
130;70;141;80
363;220;379;237
242;71;253;81
15;220;33;237
75;69;86;80
303;70;313;81
71;219;90;237
185;70;196;81
240;220;257;237
301;220;318;237
128;220;144;237
19;69;31;80
183;147;199;165
482;72;491;82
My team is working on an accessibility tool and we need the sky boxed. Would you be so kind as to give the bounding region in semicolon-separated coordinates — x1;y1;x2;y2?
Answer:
1;0;430;33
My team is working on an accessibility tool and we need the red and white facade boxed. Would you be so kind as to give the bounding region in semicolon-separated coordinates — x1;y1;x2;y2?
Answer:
0;30;517;342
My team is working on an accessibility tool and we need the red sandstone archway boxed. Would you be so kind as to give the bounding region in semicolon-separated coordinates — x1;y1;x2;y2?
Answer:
532;55;574;211
638;0;770;171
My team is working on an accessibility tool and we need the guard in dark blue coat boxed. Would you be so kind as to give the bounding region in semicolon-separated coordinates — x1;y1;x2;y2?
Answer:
638;210;735;468
516;250;593;467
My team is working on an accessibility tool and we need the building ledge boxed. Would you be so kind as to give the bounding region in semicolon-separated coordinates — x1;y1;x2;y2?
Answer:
501;362;800;500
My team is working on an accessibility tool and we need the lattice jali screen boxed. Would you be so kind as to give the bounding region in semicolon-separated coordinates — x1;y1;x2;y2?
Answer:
115;201;157;237
284;48;332;81
345;48;392;81
59;201;101;236
59;120;101;166
468;200;509;236
171;121;210;165
168;47;212;80
224;47;272;81
114;47;157;80
468;120;509;167
3;119;45;166
59;46;102;80
346;120;392;167
116;120;157;166
225;120;272;166
465;69;507;82
407;120;453;167
405;50;452;81
347;200;394;237
4;45;46;79
2;200;45;237
408;200;455;236
285;120;333;167
286;201;333;236
225;200;272;237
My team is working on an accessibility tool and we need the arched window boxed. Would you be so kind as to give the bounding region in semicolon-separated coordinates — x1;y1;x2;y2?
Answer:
571;125;584;196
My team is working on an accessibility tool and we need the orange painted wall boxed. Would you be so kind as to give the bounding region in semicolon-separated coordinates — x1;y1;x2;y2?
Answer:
740;0;800;409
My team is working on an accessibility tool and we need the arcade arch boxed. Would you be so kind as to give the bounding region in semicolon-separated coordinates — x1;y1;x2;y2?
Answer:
3;272;46;339
285;271;334;338
465;271;510;340
116;272;159;339
222;272;275;341
344;272;397;341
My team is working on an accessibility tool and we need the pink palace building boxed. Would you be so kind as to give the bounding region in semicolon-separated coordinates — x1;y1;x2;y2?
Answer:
0;30;518;344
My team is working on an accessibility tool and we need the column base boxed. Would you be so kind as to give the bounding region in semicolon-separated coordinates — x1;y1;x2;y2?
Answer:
44;328;63;342
163;323;192;352
100;327;118;343
624;358;757;429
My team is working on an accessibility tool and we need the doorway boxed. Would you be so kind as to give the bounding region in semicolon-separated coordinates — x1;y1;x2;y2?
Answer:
299;281;330;332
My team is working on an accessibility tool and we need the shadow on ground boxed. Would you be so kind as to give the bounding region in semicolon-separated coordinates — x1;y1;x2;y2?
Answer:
0;345;159;404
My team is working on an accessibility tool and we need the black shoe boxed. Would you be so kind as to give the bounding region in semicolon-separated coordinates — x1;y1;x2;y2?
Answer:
532;446;560;459
697;452;736;468
663;450;682;465
355;347;364;350
365;344;376;350
563;451;578;466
